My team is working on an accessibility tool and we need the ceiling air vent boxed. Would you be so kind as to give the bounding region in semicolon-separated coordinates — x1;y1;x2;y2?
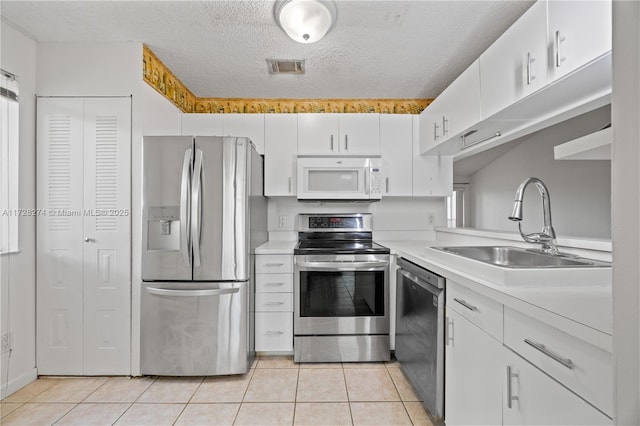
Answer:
267;59;305;74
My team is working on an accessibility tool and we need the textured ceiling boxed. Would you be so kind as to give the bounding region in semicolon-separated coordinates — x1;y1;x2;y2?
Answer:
1;0;535;99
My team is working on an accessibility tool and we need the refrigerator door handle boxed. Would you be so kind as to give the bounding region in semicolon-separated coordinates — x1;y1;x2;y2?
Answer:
146;286;240;297
180;148;192;267
191;149;204;268
233;140;239;279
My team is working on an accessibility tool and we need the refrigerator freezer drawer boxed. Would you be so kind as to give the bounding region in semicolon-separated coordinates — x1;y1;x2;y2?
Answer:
141;281;251;376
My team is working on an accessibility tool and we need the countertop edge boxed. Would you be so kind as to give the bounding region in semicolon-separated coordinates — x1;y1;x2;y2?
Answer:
382;240;613;352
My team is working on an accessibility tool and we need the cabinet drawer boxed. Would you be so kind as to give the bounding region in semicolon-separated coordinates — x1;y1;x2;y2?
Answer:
504;306;612;417
446;280;503;341
255;254;293;273
255;292;293;312
256;273;293;293
255;312;293;352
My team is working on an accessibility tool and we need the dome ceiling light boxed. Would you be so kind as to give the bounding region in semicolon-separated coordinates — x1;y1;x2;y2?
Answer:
274;0;337;44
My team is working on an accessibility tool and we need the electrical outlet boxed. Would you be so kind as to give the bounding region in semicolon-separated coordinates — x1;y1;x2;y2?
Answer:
1;333;10;354
428;213;435;225
278;215;287;229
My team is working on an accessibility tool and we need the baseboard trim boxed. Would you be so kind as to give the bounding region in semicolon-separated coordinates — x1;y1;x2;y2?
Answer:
1;368;38;400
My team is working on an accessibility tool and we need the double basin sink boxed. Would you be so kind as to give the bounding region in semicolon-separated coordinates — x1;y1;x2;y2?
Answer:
427;246;611;287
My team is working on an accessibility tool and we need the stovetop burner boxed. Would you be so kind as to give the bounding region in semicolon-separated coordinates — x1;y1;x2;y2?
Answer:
294;240;390;255
295;213;390;255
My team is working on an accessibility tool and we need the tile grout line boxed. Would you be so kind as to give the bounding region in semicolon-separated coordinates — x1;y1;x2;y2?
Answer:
291;365;300;426
233;355;258;425
171;375;205;426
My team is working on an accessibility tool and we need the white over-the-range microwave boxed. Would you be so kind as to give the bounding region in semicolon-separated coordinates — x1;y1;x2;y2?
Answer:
296;156;382;201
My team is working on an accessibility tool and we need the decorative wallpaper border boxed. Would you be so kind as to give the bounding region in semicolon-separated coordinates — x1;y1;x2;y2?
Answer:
143;45;432;114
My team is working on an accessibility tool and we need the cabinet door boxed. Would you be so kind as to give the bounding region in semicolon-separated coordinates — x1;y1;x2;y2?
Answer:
379;114;412;196
224;113;265;155
265;114;297;196
298;113;339;155
504;349;612;425
413;117;453;197
445;309;503;426
255;312;293;352
480;1;548;119
547;0;612;82
181;113;224;135
36;97;85;375
338;113;380;155
440;59;481;140
418;100;442;154
82;98;131;375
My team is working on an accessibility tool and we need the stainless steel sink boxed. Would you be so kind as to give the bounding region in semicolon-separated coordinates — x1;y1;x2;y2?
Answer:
432;246;610;269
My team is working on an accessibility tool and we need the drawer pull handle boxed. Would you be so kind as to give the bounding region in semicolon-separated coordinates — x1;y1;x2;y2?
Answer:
453;298;478;312
266;331;284;335
524;339;574;370
264;301;285;306
264;263;284;267
506;365;519;409
265;282;284;286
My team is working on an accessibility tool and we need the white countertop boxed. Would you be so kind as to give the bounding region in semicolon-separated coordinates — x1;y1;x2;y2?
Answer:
379;239;613;352
255;240;296;255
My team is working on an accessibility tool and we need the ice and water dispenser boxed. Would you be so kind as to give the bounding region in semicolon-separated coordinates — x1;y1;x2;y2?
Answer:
147;206;181;251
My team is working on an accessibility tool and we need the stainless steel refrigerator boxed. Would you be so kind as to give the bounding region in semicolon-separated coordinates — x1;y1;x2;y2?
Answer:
141;136;267;376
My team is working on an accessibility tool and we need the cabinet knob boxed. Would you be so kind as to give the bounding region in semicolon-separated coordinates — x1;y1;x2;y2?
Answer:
84;237;94;243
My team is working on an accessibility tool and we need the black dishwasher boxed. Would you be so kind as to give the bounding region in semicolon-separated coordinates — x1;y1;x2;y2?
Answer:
395;257;445;420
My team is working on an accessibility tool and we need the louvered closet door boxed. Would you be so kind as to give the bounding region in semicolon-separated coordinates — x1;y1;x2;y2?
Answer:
82;98;131;374
37;97;131;375
37;98;85;374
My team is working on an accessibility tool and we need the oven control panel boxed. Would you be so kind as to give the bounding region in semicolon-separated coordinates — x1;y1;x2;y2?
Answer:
309;216;363;229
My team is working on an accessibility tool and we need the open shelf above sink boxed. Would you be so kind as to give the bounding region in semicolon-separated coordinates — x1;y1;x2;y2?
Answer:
554;127;612;160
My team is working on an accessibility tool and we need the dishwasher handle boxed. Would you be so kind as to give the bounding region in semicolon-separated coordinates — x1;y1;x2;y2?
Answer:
398;269;442;296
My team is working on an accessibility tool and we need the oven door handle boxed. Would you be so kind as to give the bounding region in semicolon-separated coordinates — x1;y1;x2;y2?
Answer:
296;260;389;270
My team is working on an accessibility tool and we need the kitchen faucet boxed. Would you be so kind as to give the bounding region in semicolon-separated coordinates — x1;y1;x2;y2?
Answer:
508;177;558;254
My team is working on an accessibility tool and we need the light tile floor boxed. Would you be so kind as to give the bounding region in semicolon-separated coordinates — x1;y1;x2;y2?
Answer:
0;356;436;426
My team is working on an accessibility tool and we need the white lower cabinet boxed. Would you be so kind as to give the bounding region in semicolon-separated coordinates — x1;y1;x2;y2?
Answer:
255;254;294;353
445;308;503;426
255;312;293;353
445;280;612;425
503;348;611;425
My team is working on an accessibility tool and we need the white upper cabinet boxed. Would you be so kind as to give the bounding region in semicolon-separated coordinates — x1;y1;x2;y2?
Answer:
297;113;339;154
298;113;380;155
224;113;265;154
181;113;265;154
413;116;453;197
420;60;482;154
379;114;413;196
418;99;442;154
338;113;380;155
265;114;298;196
480;0;548;119
439;59;482;142
181;113;224;135
547;0;612;82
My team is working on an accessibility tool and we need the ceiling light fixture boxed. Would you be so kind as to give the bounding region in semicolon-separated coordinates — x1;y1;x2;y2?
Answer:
274;0;337;44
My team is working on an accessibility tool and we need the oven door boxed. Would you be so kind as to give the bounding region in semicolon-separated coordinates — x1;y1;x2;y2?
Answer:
294;254;389;335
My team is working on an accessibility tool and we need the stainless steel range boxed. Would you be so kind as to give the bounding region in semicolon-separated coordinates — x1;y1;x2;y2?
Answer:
294;213;390;363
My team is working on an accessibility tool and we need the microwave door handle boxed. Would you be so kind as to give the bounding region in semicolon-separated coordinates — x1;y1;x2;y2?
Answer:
191;149;203;268
365;167;370;195
180;148;192;267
